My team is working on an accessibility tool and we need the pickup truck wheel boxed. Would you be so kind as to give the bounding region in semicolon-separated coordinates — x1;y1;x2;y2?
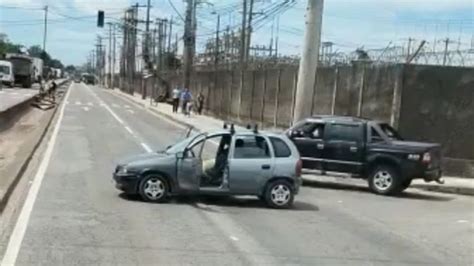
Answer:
264;180;294;209
368;165;402;195
138;175;169;203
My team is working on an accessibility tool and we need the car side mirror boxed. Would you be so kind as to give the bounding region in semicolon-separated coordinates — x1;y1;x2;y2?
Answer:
176;151;185;159
166;145;172;150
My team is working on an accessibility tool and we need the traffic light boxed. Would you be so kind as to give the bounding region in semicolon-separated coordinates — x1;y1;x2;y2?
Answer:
97;10;104;27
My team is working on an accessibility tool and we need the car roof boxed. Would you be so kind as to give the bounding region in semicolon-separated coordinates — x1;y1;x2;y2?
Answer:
304;115;379;124
207;129;285;138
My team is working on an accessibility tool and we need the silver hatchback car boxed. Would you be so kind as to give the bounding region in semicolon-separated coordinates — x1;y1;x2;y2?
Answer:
113;126;302;208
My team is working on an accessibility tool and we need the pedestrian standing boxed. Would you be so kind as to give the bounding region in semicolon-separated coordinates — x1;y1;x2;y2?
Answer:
181;88;192;115
49;80;57;101
197;92;205;115
171;86;181;113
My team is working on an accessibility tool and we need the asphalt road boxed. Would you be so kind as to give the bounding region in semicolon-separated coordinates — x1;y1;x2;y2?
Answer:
1;83;473;265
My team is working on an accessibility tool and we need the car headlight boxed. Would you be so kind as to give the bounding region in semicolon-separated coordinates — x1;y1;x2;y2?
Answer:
116;166;128;174
407;154;421;161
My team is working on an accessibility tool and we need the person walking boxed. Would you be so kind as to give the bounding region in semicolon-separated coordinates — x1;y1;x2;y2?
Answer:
171;86;181;113
197;92;205;115
181;88;192;115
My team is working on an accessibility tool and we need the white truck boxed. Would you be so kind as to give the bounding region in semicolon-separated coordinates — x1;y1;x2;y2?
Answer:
32;57;43;82
0;60;14;87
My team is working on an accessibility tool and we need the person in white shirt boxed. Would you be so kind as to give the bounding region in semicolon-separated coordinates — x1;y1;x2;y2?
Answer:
171;87;181;113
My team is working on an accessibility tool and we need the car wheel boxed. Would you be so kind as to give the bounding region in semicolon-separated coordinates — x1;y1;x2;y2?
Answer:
264;180;294;209
138;175;169;203
368;165;402;195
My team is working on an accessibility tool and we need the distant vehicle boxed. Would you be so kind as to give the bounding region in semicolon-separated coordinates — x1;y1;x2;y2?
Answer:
32;57;43;82
287;115;443;195
81;73;95;84
113;125;303;208
0;60;14;87
5;53;34;88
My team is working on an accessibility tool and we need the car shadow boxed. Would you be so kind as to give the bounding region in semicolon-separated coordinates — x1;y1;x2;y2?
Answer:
118;193;319;211
303;179;453;202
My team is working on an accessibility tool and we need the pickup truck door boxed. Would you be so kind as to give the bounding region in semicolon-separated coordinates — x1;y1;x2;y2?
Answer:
323;123;364;174
291;123;325;170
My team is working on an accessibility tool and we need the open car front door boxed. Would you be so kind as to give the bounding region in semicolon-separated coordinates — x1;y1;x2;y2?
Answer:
176;134;206;192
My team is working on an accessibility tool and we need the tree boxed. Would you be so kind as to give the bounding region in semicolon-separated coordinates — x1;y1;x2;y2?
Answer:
49;59;63;69
65;65;76;72
0;34;21;56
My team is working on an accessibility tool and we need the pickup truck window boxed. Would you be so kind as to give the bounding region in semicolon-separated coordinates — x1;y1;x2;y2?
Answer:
379;123;403;140
371;127;384;142
293;122;324;139
326;124;362;142
234;136;271;159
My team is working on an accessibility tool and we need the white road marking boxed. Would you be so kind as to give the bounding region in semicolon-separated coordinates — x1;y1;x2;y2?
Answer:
75;101;81;105
84;84;152;154
126;109;135;114
1;83;73;266
141;143;153;153
457;219;469;223
124;126;134;134
83;107;90;112
230;236;239;241
112;103;119;108
124;105;131;109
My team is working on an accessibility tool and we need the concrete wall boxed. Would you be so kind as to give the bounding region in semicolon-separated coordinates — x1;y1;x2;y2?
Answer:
398;65;474;160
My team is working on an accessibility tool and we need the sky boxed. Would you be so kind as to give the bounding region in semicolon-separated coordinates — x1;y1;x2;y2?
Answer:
0;0;472;66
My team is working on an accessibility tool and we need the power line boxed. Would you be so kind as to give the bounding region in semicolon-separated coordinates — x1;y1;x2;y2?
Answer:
167;0;185;22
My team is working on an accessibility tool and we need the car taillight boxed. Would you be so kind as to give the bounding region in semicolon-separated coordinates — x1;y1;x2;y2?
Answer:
422;152;431;164
296;159;302;177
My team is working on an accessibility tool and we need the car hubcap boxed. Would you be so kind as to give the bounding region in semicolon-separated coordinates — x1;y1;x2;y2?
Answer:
373;171;393;191
144;178;165;200
270;184;291;206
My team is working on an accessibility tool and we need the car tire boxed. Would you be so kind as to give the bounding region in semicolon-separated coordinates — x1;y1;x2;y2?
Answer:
264;180;294;209
368;165;402;195
138;175;169;203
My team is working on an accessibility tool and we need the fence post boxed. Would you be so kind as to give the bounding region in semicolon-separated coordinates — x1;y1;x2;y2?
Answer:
260;69;267;126
390;64;404;127
290;70;298;126
249;71;256;122
357;66;366;117
273;69;282;128
238;69;244;122
331;67;339;115
229;70;233;120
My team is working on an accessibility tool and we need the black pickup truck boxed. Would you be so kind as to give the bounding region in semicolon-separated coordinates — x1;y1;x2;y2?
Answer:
287;116;443;195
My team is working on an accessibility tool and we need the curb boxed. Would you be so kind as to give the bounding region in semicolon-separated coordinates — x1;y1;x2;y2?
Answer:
411;184;474;196
0;80;70;214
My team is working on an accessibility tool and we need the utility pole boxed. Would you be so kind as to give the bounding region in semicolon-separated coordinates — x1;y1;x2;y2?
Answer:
245;0;254;61
112;24;116;89
108;22;113;88
240;0;247;66
183;0;194;89
406;37;413;62
215;14;220;67
144;0;152;70
167;17;173;54
443;38;450;66
275;15;280;58
293;0;324;124
42;5;48;55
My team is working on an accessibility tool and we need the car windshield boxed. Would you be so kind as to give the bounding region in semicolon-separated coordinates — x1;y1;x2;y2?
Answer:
165;133;203;154
0;65;10;74
378;123;403;140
